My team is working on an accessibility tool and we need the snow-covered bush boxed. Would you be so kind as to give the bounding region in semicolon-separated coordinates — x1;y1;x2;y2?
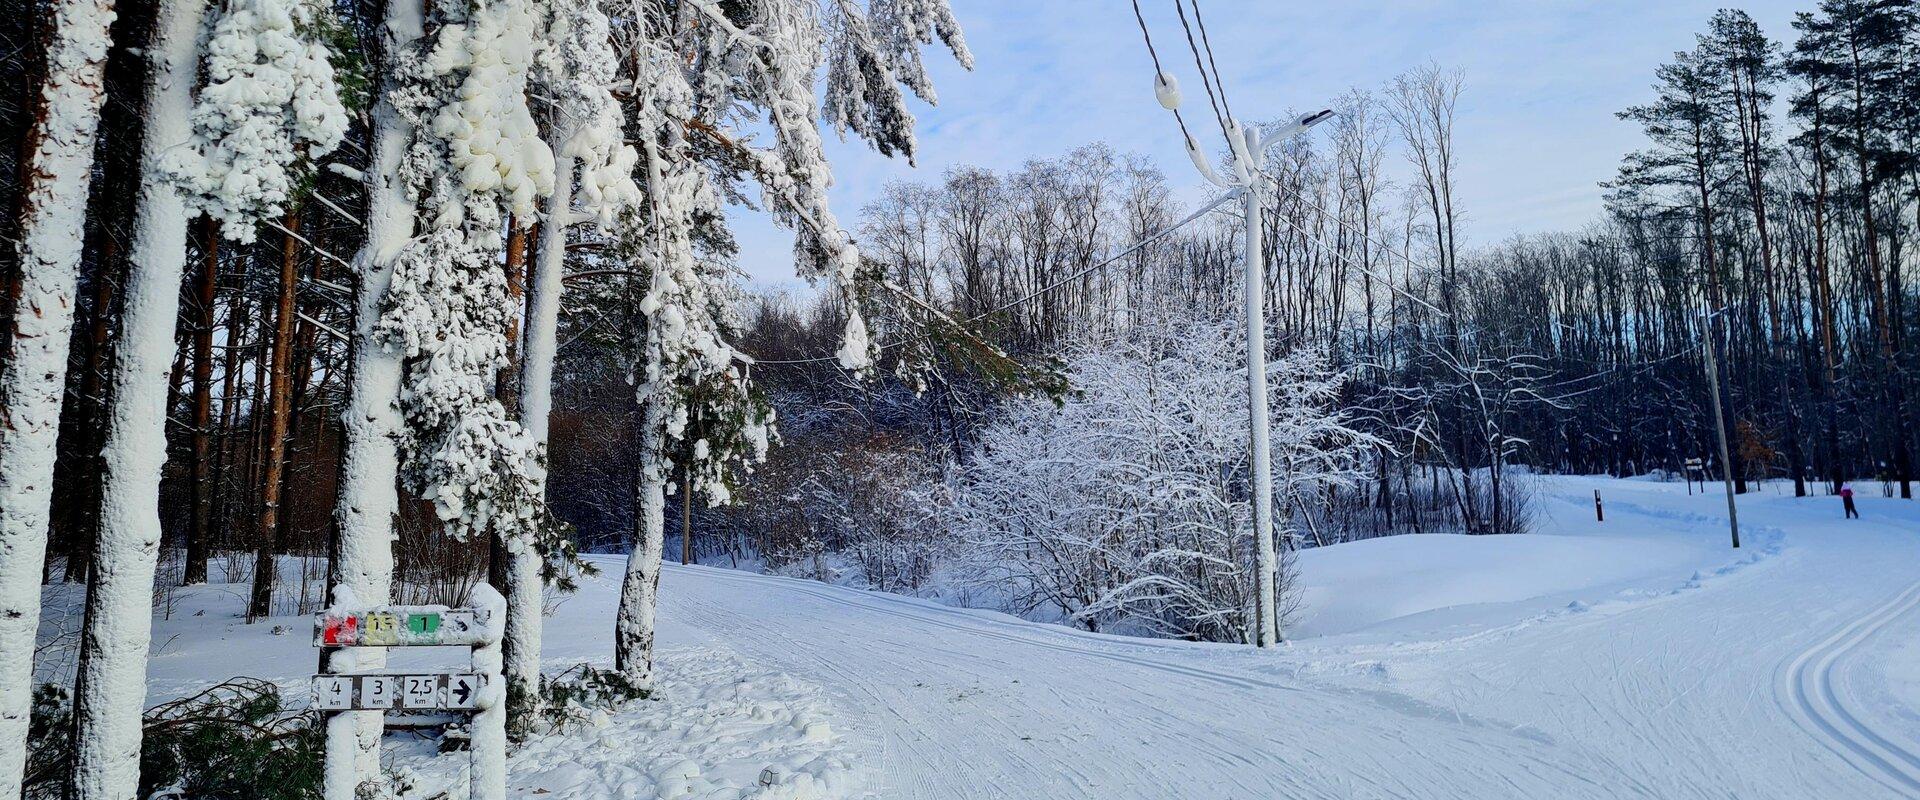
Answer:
161;0;347;239
705;425;949;594
949;315;1376;643
799;437;946;593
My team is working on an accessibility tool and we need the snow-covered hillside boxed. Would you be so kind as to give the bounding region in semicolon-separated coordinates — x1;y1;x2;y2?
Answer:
40;475;1920;798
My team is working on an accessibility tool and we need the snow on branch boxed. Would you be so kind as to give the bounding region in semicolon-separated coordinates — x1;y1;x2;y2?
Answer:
949;314;1375;643
161;0;348;240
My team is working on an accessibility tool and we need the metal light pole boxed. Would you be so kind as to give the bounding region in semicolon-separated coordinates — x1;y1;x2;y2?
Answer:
1700;302;1741;549
1169;101;1334;646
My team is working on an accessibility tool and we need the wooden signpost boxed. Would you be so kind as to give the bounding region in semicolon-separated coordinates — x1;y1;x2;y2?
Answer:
1683;458;1705;496
313;587;506;800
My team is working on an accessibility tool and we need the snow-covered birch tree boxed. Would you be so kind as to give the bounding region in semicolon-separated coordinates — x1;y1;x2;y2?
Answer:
508;0;641;713
66;0;347;794
951;316;1377;643
606;0;970;690
62;0;207;793
0;0;117;789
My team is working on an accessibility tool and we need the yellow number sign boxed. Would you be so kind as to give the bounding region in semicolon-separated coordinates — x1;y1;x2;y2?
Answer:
362;612;400;646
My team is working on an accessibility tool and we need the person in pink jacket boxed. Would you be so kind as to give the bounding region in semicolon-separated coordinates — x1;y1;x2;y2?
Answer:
1841;483;1860;519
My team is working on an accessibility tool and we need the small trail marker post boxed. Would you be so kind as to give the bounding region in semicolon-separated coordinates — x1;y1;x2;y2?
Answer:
314;584;507;800
1684;458;1705;496
1594;490;1604;522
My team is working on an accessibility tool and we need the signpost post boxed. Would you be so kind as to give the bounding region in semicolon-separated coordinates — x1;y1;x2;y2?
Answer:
314;585;507;800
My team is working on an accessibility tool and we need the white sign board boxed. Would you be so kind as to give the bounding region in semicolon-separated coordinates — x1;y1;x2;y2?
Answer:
314;607;488;647
311;673;485;712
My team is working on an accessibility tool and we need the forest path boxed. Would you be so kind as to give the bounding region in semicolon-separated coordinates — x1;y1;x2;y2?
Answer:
630;478;1920;799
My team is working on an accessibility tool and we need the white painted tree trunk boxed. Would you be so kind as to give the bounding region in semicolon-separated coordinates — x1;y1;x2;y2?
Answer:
0;0;117;789
505;149;574;706
327;0;423;790
67;0;206;795
615;395;667;689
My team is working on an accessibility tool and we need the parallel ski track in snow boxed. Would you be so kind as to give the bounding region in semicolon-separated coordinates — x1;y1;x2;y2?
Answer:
1780;576;1920;796
657;561;1609;799
675;563;1305;694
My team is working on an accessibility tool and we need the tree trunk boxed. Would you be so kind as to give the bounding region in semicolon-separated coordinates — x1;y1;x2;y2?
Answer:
212;293;249;556
243;312;269;542
62;233;120;584
505;153;572;717
1692;121;1743;495
0;0;118;789
616;393;668;689
67;0;206;795
488;222;528;596
326;0;424;791
249;211;301;621
495;221;529;417
186;220;218;584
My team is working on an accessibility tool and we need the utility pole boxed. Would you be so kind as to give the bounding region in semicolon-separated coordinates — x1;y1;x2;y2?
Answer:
1700;303;1741;548
1241;127;1278;647
1162;91;1333;645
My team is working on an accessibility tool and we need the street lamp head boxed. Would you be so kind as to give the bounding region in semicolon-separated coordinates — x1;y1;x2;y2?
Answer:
1299;109;1337;128
1259;108;1338;152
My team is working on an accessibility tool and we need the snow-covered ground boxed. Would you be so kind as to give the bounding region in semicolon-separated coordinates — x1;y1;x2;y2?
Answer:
35;475;1920;798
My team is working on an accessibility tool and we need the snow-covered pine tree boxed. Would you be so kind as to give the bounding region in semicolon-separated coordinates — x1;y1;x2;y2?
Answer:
71;0;345;793
329;0;423;790
0;0;117;789
607;0;970;689
508;0;642;714
62;0;245;792
376;0;570;616
158;0;348;239
614;107;773;688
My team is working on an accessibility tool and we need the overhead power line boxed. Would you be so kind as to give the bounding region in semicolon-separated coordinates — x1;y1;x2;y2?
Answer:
1184;0;1234;124
1130;0;1197;148
1172;0;1235;148
1263;201;1449;318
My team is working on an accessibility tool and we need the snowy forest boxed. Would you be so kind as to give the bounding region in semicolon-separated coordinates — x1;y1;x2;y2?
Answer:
5;0;1920;797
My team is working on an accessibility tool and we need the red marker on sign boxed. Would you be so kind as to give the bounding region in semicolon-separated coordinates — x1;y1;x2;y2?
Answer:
323;614;358;646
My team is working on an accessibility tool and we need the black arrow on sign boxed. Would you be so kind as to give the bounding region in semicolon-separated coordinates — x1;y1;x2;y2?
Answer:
451;678;473;705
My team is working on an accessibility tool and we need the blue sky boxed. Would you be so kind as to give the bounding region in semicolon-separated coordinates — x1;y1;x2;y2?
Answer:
729;0;1806;290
